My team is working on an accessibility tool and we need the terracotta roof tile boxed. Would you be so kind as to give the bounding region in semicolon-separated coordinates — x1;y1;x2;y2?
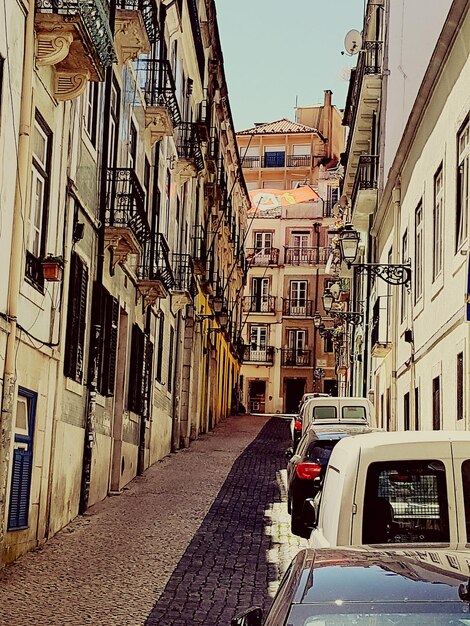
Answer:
237;118;320;135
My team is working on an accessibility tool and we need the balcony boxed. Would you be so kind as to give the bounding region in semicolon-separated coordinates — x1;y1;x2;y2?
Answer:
243;295;276;314
175;122;204;180
241;154;312;169
240;345;275;365
281;349;312;367
34;0;116;100
246;247;279;266
137;233;174;305
351;155;378;230
171;253;198;311
135;59;181;146
191;224;206;275
105;168;151;267
282;299;314;317
371;297;392;358
205;128;219;174
343;40;383;207
284;246;329;265
114;0;160;64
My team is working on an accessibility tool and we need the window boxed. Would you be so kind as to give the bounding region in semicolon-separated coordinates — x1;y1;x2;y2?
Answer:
403;392;410;430
362;460;449;543
457;119;469;250
414;201;423;302
264;147;285;167
323;335;333;353
290;280;307;308
8;388;37;531
254;231;272;252
84;81;99;147
168;326;175;393
414;386;419;430
95;285;119;396
291;231;310;248
313;405;337;420
462;460;470;541
432;376;441;430
156;312;165;383
64;252;89;382
26;114;52;287
457;352;464;420
249;324;268;361
251;277;270;312
128;120;137;169
342;406;367;421
433;165;443;279
108;79;120;168
400;230;408;322
127;324;145;413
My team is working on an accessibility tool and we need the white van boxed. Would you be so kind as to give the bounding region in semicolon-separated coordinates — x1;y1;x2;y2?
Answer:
301;396;374;435
309;430;470;548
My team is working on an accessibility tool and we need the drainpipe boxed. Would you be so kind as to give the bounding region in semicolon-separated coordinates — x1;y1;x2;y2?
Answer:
391;185;401;431
312;223;320;391
79;3;116;514
0;4;35;555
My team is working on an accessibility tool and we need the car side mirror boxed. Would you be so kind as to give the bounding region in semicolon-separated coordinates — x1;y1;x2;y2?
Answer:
303;498;317;529
285;447;294;459
231;607;263;626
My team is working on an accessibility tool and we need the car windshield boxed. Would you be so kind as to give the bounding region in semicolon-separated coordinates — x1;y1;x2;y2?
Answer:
291;604;470;625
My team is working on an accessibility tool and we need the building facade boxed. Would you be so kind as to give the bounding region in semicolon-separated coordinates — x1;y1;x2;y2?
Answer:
0;0;248;565
237;93;347;414
341;0;469;430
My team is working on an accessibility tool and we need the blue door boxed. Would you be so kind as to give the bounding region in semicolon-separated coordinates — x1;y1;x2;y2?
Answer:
8;388;37;530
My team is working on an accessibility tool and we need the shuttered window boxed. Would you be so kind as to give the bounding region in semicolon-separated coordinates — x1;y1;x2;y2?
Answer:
128;324;145;413
167;326;174;392
64;252;88;382
155;313;164;383
8;388;37;531
95;284;119;396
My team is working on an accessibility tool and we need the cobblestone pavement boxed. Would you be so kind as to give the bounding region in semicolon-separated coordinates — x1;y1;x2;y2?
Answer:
0;415;305;626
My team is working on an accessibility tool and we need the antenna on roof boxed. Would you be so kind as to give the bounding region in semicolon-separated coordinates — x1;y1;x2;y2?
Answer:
342;29;362;56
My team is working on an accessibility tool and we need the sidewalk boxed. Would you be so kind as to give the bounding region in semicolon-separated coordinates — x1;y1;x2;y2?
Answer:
0;414;303;626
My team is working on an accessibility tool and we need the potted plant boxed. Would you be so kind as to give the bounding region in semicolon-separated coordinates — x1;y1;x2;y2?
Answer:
41;254;65;282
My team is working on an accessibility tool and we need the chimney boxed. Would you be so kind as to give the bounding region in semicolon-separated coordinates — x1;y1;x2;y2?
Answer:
322;90;333;159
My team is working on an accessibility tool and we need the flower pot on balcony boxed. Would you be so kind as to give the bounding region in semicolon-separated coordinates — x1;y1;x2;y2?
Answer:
41;257;64;282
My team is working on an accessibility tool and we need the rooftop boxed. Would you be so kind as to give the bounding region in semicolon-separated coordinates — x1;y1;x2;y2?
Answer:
237;118;322;136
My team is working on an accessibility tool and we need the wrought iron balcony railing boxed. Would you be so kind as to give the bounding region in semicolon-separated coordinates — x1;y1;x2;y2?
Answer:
282;299;314;317
116;0;160;44
281;349;312;367
243;295;276;314
187;0;205;81
241;154;312;169
351;154;379;205
138;232;175;290
176;121;204;172
192;224;206;274
135;59;181;128
246;247;279;266
35;0;116;69
241;345;275;364
284;246;329;265
172;253;198;297
105;168;151;246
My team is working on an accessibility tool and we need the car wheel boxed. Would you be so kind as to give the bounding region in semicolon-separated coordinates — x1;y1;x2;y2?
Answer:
290;500;310;539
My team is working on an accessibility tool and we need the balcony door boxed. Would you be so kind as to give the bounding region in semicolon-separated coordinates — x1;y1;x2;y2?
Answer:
287;329;306;365
253;231;273;265
290;280;307;315
252;277;270;312
250;325;268;361
264;146;285;167
290;231;310;264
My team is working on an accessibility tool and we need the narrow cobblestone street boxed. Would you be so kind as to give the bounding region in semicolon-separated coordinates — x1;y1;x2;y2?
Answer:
0;415;304;626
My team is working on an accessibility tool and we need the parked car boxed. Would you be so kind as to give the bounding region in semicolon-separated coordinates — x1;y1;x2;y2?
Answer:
308;430;470;549
231;545;470;625
285;425;374;538
291;393;330;451
301;396;375;435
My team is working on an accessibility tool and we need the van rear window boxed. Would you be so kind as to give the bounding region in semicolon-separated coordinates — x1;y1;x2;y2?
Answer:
342;406;367;421
362;460;449;544
461;460;470;542
313;406;337;420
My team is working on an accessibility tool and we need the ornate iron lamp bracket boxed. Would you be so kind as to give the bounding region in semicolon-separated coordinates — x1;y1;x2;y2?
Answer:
331;310;363;325
353;262;412;288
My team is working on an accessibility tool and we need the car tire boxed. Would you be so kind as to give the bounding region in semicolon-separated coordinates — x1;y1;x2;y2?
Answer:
290;501;310;539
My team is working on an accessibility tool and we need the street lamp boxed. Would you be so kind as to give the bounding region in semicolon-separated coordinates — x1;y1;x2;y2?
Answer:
338;224;412;287
322;289;334;313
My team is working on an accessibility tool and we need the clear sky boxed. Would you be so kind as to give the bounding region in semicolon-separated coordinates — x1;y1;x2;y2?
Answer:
215;0;365;131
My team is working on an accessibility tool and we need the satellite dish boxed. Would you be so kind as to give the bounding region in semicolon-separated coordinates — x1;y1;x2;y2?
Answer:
344;30;362;56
